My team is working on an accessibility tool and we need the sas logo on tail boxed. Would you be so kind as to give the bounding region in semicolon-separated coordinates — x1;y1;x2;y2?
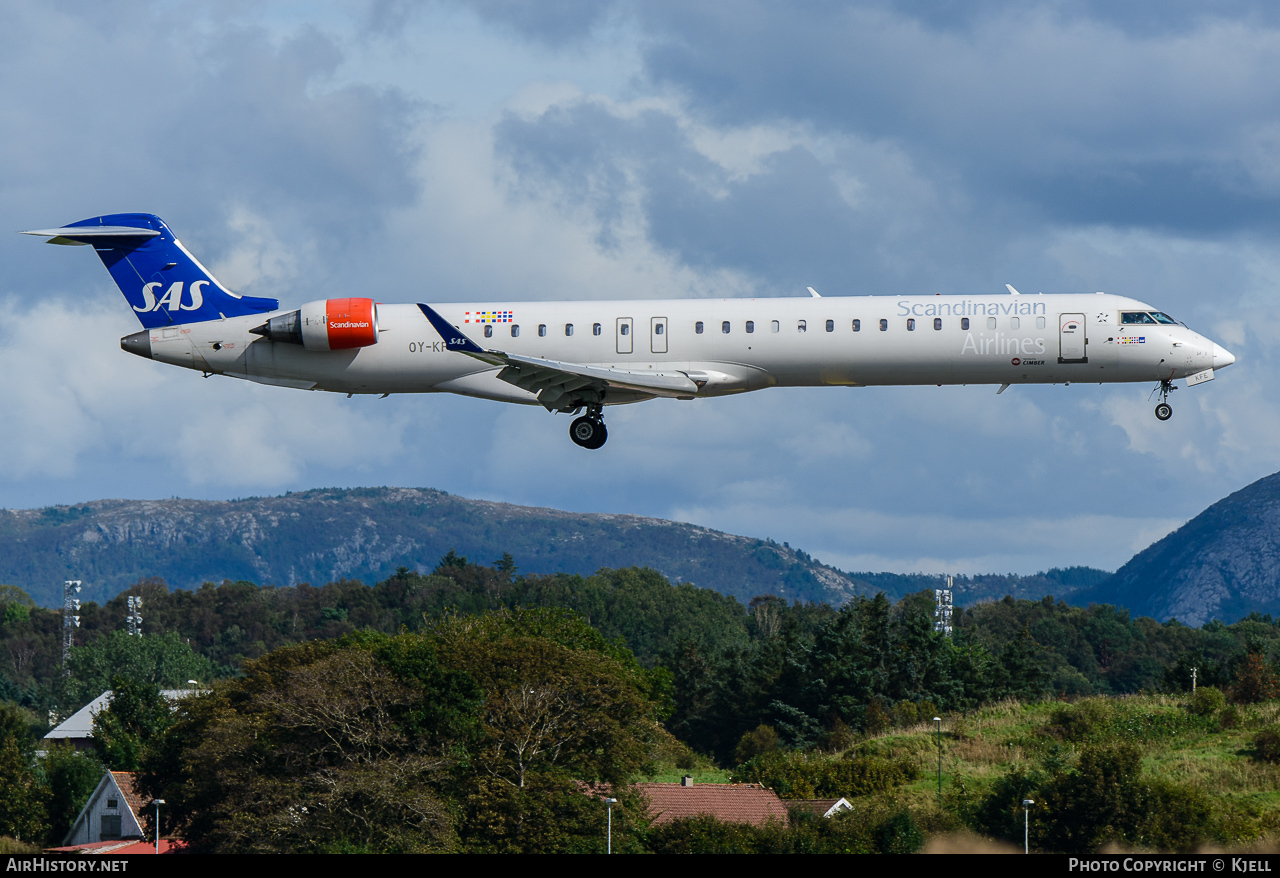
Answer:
134;281;207;313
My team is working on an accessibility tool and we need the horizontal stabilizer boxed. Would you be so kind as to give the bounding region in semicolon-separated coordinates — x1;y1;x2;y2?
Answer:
20;226;162;246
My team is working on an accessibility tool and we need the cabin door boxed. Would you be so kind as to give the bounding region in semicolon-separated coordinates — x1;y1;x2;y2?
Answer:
1058;313;1087;364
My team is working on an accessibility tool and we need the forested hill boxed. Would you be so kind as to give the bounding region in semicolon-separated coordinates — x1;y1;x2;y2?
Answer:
1077;470;1280;626
2;487;1109;609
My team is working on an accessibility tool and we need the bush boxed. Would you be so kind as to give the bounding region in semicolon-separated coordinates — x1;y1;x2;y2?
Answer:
734;724;780;764
1187;686;1226;717
732;750;916;799
1253;727;1280;764
1049;698;1114;742
1219;705;1242;731
1230;653;1279;705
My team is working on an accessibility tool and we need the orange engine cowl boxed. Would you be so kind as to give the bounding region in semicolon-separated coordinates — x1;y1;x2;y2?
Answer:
298;298;379;351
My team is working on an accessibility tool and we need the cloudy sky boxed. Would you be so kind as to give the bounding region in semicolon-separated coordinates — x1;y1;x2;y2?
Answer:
3;0;1279;576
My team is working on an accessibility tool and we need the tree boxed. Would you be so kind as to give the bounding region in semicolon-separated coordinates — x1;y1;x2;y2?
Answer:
42;743;103;844
139;638;467;853
1230;651;1279;705
92;678;174;771
0;703;47;843
66;631;220;702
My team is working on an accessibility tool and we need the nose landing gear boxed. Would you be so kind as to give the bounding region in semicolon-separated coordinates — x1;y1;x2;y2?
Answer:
1153;379;1175;421
569;405;608;449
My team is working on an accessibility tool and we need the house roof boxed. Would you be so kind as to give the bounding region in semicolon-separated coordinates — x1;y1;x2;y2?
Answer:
111;771;147;818
44;689;197;741
46;839;184;855
62;770;149;846
635;783;790;827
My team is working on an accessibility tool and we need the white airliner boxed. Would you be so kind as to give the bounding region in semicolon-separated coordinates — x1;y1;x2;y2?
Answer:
23;213;1236;449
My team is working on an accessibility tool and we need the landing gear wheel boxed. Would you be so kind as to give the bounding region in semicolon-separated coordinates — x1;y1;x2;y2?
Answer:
570;416;608;449
1152;379;1176;422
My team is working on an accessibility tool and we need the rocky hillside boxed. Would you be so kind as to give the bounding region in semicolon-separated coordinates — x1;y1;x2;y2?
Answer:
1075;471;1280;625
3;487;871;608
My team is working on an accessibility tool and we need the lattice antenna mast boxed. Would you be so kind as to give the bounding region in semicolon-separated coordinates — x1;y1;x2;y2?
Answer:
934;575;953;637
62;580;81;672
127;595;143;637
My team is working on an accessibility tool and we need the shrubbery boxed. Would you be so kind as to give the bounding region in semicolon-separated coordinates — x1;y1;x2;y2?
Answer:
731;749;917;799
1252;727;1280;763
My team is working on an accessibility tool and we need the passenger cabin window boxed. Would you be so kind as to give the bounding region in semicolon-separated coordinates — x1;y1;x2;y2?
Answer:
722;321;730;334
987;317;997;329
565;323;573;336
961;318;969;330
746;320;754;333
825;319;834;332
1036;316;1045;329
538;324;547;337
695;321;703;334
484;324;493;338
1010;317;1020;330
879;319;888;331
798;320;807;332
933;318;942;330
655;323;664;335
593;323;602;336
621;323;630;335
511;325;520;337
1120;312;1157;325
852;319;861;332
907;318;915;331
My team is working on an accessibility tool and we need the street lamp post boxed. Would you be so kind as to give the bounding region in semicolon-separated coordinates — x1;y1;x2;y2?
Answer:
154;799;165;854
1022;798;1034;854
934;716;942;806
605;797;617;854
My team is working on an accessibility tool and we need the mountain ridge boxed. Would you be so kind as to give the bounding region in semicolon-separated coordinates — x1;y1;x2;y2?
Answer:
1;486;1106;610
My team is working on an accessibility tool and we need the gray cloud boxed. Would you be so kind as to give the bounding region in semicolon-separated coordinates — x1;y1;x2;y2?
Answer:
4;2;1278;578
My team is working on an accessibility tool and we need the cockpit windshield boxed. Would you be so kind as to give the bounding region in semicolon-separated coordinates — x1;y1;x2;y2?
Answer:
1120;311;1178;325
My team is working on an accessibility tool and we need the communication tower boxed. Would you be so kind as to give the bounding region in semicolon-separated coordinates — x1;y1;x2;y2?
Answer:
127;595;143;637
934;575;953;637
62;580;81;672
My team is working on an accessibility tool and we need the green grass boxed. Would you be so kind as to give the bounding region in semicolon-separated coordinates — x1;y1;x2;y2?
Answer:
841;695;1280;846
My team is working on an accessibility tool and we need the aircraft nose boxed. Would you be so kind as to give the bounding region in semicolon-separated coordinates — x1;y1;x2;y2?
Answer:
1213;343;1236;369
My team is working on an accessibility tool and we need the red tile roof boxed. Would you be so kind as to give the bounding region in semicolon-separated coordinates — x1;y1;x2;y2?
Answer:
636;783;790;827
46;839;185;855
110;771;147;819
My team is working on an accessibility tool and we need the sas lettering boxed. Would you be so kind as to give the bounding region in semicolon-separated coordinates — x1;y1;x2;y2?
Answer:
134;280;207;313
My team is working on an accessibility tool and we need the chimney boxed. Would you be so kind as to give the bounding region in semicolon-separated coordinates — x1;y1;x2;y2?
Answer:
681;775;693;787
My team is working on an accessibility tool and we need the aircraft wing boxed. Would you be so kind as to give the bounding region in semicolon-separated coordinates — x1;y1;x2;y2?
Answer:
418;303;698;409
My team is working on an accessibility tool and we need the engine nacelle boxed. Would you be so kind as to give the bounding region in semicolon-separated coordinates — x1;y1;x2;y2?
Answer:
251;298;379;351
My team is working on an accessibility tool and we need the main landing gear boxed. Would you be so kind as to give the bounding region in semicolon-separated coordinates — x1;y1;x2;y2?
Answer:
569;405;608;449
1153;379;1175;421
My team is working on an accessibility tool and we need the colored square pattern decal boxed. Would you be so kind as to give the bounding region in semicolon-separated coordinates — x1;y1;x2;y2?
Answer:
1117;336;1146;345
464;310;513;324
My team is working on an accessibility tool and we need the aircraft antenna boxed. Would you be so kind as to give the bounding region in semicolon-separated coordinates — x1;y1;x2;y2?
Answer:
62;580;81;673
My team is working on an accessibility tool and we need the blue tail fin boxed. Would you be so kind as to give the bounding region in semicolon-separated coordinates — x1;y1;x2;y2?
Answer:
22;213;279;327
